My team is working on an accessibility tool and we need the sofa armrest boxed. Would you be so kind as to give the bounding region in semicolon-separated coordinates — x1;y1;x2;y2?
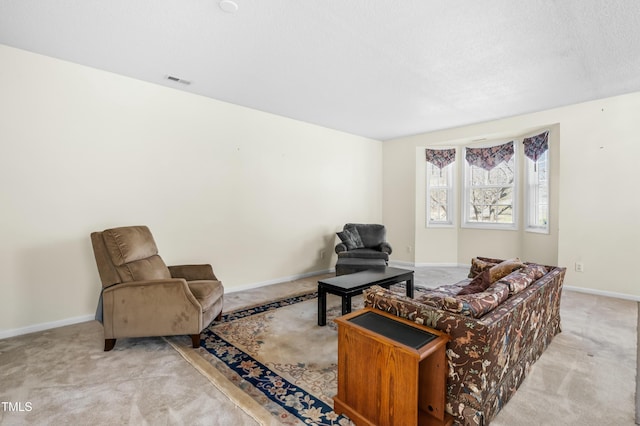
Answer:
169;264;217;281
335;242;348;254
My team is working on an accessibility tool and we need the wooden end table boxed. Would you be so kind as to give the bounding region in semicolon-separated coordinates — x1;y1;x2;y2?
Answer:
334;308;453;426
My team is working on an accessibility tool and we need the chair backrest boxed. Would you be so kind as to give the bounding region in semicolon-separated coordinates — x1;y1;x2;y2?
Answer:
345;223;387;248
91;225;171;288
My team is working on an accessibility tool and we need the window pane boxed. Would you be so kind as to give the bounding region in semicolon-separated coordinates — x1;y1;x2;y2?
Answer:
488;165;513;185
428;167;447;186
526;149;549;232
432;189;447;204
496;206;513;223
426;160;454;226
465;144;516;228
471;167;485;184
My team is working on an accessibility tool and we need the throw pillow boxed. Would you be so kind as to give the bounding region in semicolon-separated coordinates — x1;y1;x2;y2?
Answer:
336;227;364;250
336;231;354;250
343;225;365;248
468;257;502;278
457;269;492;295
488;258;525;283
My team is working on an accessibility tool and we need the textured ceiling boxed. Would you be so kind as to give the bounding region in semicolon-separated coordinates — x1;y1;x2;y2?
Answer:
1;0;640;140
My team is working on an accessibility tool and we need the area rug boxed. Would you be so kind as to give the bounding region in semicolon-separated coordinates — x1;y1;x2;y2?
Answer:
169;284;637;426
196;291;357;426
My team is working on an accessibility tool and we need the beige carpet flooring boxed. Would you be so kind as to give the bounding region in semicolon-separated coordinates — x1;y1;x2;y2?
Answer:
0;267;637;425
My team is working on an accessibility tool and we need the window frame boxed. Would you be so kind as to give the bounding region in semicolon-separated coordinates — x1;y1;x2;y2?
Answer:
425;160;455;228
524;148;550;234
462;141;518;231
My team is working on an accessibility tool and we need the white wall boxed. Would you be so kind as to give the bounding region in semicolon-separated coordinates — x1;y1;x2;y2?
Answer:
384;93;640;299
0;45;382;337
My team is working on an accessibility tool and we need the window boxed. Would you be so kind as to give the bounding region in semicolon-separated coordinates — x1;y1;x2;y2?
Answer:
463;141;517;229
524;131;550;233
425;148;455;227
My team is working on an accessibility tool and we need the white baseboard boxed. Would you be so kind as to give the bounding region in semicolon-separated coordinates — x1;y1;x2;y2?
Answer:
413;262;466;268
563;285;640;302
390;260;466;268
0;314;95;340
225;268;334;293
388;260;415;268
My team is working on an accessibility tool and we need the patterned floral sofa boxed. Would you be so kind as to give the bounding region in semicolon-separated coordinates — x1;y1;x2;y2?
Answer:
363;257;566;426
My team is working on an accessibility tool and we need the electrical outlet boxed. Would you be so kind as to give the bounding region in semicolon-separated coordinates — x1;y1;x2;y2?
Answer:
575;262;584;272
319;250;325;259
406;246;412;253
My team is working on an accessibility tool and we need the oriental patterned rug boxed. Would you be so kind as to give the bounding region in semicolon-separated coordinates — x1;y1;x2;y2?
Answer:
190;284;416;425
195;291;363;426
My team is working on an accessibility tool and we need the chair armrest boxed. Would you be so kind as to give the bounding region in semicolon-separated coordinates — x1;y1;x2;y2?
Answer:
101;278;204;339
168;264;217;281
103;279;201;310
335;243;348;254
379;242;392;255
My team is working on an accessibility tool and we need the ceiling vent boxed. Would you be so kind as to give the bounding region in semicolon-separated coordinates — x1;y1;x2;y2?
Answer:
166;75;191;85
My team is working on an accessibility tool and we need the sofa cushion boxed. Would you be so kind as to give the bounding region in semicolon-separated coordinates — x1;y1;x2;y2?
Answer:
443;283;510;318
415;279;510;318
499;263;548;295
415;283;461;309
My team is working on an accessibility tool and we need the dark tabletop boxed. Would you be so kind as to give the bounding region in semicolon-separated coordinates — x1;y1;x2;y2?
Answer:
318;267;413;290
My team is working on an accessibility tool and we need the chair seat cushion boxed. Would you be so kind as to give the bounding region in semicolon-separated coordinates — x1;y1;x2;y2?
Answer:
188;280;224;312
337;248;389;261
335;257;387;275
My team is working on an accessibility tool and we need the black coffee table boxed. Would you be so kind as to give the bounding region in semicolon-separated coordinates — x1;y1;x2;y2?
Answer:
317;267;414;326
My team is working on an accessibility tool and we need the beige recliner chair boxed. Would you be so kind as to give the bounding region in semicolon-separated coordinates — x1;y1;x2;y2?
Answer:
91;225;224;351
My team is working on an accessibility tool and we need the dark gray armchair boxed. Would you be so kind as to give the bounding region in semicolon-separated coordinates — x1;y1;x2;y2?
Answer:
335;223;392;262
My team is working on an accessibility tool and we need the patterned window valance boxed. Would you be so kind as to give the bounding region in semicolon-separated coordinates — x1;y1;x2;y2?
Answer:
523;131;549;171
425;148;456;169
465;141;514;171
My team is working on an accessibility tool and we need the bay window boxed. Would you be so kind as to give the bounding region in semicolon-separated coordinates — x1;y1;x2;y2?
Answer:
463;141;517;229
